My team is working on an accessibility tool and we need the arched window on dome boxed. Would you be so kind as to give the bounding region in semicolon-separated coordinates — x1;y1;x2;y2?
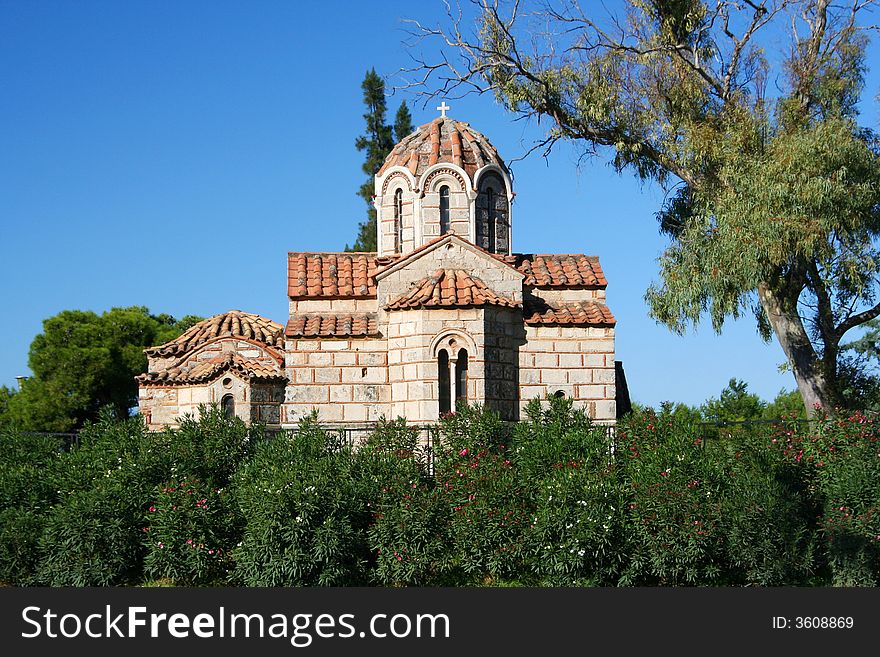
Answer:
393;188;404;253
486;187;496;252
439;185;450;235
477;173;509;254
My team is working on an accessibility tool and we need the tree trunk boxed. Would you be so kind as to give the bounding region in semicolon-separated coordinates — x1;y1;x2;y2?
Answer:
757;282;837;415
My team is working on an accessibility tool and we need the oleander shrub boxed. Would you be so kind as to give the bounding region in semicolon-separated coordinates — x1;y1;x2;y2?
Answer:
369;404;526;586
514;397;625;586
232;414;378;586
615;408;826;586
797;411;880;585
143;477;241;585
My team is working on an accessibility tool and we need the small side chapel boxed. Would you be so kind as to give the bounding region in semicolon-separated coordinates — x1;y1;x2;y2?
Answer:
138;109;626;430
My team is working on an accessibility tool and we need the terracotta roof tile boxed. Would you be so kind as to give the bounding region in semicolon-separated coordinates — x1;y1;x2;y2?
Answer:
285;314;378;338
378;117;507;182
496;254;607;288
524;300;616;327
144;310;284;357
386;269;520;310
137;353;286;386
288;253;385;299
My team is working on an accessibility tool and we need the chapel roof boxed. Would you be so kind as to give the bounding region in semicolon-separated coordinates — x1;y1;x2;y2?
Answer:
137;352;286;386
285;313;379;338
378;117;507;182
385;269;520;310
289;244;606;302
287;252;396;299
144;310;284;357
495;254;607;287
523;300;616;327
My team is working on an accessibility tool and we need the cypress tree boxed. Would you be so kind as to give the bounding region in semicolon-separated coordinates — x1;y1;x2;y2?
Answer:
347;69;394;252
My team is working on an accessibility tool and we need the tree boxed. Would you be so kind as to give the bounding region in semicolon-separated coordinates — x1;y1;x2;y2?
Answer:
701;378;765;423
348;68;415;252
1;307;201;431
407;0;880;414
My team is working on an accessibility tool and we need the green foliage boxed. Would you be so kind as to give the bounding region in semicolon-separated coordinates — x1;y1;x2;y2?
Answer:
795;410;880;585
2;400;877;587
144;478;240;586
428;1;880;412
348;68;413;252
2;307;200;431
701;378;766;423
232;415;377;585
514;398;625;585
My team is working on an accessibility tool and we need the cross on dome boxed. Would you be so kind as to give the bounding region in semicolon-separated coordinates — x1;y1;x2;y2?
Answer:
436;101;451;118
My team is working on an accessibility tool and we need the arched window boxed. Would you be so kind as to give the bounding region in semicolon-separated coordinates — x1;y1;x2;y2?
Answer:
439;185;450;235
486;187;496;253
393;188;403;252
438;349;451;416
221;394;235;419
455;348;468;405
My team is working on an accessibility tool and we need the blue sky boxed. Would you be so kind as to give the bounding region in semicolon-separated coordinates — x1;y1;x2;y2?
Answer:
1;1;877;407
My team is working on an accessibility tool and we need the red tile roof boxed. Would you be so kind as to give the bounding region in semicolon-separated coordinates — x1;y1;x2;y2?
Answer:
378;117;506;181
386;269;520;310
496;254;607;288
289;242;606;301
524;300;616;327
285;314;378;338
144;310;284;357
137;353;286;386
287;253;396;299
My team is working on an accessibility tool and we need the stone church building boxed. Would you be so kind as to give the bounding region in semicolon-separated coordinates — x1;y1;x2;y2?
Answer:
138;112;625;430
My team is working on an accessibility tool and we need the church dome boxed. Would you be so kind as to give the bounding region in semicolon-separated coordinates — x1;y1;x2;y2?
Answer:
378;116;507;185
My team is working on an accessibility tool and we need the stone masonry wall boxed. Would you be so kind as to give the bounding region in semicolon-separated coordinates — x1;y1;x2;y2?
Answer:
519;324;616;422
283;338;389;426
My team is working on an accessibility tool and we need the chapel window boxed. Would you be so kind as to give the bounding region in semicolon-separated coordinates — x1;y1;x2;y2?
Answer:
439;185;450;235
438;349;451;416
221;394;235;419
486;187;496;253
455;348;468;405
394;188;403;253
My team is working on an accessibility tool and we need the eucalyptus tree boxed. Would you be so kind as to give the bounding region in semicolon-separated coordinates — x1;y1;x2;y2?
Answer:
404;0;880;412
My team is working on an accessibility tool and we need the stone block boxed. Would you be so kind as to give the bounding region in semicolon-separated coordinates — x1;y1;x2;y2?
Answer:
575;384;605;399
286;386;328;404
353;385;382;403
294;368;313;384
541;369;567;384
333;351;357;366
308;352;332;366
286;351;308;366
534;353;558;369
314;367;341;383
567;369;593;384
559;353;582;368
579;339;614;353
358;351;386;366
593;368;616;384
330;385;353;402
343;404;367;422
320;341;351;351
594;399;616;421
391;381;407;400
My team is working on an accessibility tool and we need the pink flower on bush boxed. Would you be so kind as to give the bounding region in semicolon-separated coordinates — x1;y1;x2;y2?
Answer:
149;506;156;512
459;448;468;456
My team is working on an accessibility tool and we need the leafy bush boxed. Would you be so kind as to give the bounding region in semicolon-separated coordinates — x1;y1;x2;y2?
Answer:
143;478;240;585
798;411;880;585
233;415;377;586
514;397;624;585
